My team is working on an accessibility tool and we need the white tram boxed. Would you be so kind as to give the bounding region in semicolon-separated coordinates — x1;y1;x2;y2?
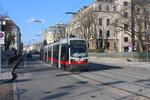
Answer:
40;37;88;71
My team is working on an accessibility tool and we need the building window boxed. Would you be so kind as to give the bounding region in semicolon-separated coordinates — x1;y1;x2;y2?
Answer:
99;18;102;26
124;24;128;30
137;8;140;13
124;37;128;42
99;42;103;48
107;30;110;37
106;5;109;11
124;12;128;18
124;1;128;6
99;30;102;37
99;5;102;11
145;22;147;30
114;6;116;11
114;42;116;49
106;19;110;26
107;42;110;49
124;46;129;52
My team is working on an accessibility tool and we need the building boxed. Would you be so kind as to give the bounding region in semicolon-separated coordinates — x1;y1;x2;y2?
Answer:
66;0;150;52
3;20;22;54
115;0;150;52
0;17;22;54
32;42;43;52
44;23;67;44
66;0;119;52
23;42;43;53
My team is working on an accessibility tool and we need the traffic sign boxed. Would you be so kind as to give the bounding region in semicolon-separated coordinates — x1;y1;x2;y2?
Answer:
0;32;5;44
0;32;4;38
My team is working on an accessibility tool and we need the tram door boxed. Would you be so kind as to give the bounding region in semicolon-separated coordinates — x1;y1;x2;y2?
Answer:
53;44;59;67
48;46;52;64
60;44;69;70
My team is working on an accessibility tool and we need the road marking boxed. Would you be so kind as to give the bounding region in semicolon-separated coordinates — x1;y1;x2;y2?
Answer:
24;55;27;67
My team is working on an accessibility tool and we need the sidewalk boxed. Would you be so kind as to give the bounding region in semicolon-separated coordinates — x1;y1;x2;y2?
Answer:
0;60;17;84
0;55;23;84
89;57;150;70
0;61;13;84
0;56;22;100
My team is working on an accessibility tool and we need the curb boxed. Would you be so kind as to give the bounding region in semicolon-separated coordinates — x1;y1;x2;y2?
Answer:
89;57;150;70
1;55;23;84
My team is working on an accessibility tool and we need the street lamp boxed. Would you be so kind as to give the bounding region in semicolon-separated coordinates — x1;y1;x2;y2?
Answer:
65;12;76;37
36;34;41;36
65;12;76;15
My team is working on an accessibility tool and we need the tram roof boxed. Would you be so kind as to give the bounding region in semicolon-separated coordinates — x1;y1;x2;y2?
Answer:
42;37;87;47
61;37;86;41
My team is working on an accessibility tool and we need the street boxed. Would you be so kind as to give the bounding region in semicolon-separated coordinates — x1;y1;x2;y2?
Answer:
13;54;150;100
1;0;150;100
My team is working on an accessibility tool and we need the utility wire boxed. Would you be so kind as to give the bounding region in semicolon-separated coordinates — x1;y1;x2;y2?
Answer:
59;0;86;23
71;0;85;11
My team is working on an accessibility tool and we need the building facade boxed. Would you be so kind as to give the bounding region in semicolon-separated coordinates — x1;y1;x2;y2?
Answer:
66;0;150;52
0;17;22;54
23;42;43;53
44;23;67;44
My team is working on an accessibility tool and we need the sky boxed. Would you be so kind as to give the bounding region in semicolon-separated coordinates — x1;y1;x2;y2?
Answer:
0;0;95;46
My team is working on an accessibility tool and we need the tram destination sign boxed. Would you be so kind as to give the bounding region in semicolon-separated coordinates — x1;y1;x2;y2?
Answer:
0;32;5;44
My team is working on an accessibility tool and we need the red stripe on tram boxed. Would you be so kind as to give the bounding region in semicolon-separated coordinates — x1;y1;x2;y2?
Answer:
46;57;88;65
70;61;88;65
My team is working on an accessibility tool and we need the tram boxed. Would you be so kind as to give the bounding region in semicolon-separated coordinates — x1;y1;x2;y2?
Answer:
40;37;88;71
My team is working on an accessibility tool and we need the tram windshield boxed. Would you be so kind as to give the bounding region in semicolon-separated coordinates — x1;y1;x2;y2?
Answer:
70;40;88;58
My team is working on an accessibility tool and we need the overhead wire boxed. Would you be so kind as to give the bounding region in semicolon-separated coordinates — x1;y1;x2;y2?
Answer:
59;0;86;23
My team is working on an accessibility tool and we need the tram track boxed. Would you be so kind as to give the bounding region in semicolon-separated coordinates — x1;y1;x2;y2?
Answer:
71;71;150;99
98;69;150;81
89;61;150;79
90;71;150;88
91;72;150;89
42;57;150;99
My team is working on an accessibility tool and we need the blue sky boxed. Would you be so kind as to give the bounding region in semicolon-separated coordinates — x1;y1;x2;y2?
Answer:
0;0;95;45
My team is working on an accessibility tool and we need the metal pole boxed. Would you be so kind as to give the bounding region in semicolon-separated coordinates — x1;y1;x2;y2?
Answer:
0;21;2;76
147;44;149;62
131;1;135;52
0;44;1;76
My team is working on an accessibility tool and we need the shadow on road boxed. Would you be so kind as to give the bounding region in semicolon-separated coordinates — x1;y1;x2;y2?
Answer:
88;62;123;72
41;92;70;100
15;78;32;83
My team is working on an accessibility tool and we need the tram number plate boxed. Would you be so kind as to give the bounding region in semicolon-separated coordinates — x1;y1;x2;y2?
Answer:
78;61;81;63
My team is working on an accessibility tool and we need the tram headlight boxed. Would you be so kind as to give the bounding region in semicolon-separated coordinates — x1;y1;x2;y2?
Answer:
83;59;88;62
71;59;75;62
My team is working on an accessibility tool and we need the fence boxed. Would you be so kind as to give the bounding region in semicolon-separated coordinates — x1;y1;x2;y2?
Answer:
89;52;150;62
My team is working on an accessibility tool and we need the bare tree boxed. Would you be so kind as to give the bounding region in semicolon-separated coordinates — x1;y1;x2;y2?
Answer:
72;9;99;49
0;7;8;18
5;32;15;50
110;1;150;52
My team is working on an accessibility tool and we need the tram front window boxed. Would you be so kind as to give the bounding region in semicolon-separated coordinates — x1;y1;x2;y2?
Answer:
70;40;87;58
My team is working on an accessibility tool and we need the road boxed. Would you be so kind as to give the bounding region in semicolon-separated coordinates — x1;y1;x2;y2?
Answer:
13;54;150;100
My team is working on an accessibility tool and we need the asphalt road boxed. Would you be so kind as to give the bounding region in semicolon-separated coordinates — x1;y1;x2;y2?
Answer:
13;54;150;100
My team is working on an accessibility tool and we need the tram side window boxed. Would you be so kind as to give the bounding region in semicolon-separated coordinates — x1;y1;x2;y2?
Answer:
61;44;69;61
53;45;59;60
48;47;51;58
40;49;43;58
45;50;47;57
42;49;44;56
